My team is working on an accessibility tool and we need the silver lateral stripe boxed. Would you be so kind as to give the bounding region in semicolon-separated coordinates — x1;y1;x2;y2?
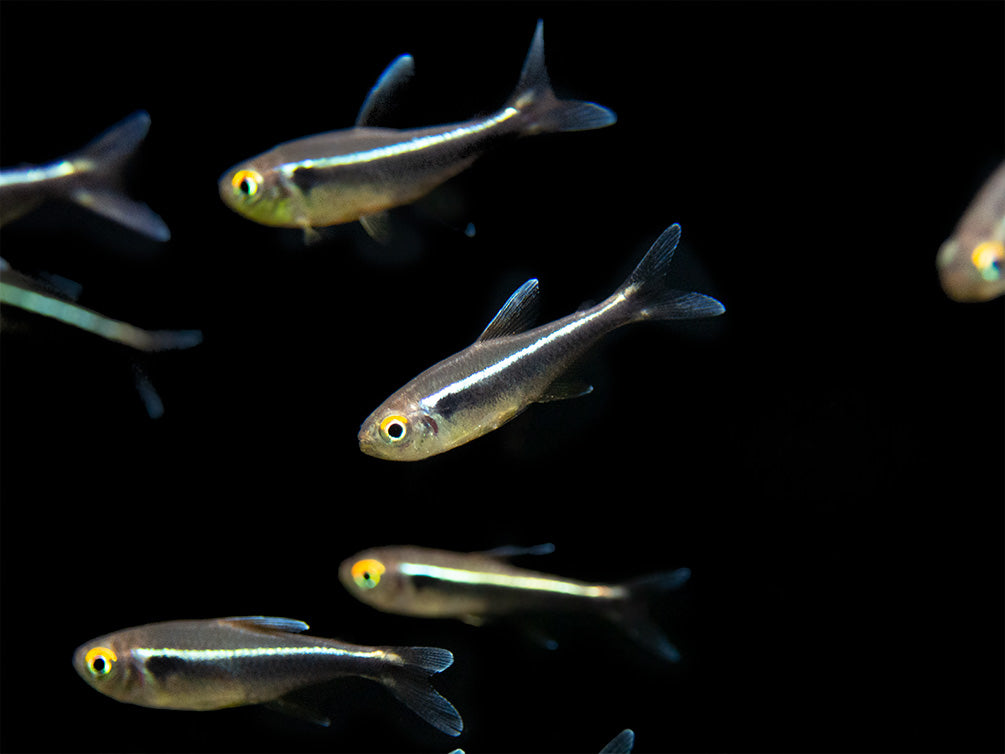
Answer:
0;160;76;186
134;646;393;662
280;107;520;175
399;562;611;598
421;297;622;411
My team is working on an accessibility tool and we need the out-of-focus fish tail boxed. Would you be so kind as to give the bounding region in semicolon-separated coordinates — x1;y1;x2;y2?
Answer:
382;646;463;737
617;224;726;322
609;567;691;662
67;110;171;242
507;19;616;135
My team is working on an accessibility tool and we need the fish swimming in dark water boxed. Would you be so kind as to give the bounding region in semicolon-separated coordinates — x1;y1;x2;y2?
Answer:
72;616;463;736
0;111;170;241
937;160;1005;302
218;20;616;241
340;544;691;662
358;223;725;461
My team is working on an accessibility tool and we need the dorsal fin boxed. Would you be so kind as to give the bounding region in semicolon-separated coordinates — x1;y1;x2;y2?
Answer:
355;54;415;127
476;278;540;342
222;616;311;634
477;543;556;559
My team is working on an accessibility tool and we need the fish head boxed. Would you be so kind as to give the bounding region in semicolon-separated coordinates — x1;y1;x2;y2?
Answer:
218;159;300;228
339;548;416;613
358;397;445;461
937;234;1005;302
72;632;144;706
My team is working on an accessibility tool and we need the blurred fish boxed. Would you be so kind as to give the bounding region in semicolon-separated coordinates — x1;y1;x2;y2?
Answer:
358;223;724;461
218;20;615;242
340;544;691;662
0;259;201;352
937;160;1005;301
72;616;463;736
0;111;170;241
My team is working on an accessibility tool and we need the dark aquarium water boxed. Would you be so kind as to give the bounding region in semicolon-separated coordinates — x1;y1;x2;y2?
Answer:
1;2;1002;752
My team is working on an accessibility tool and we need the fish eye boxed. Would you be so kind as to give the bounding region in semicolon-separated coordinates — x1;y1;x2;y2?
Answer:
971;240;1004;281
351;558;386;590
85;646;117;678
379;415;409;443
231;169;262;198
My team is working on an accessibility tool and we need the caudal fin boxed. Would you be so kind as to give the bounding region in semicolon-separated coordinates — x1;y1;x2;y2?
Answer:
67;111;171;242
383;646;463;736
618;224;726;322
507;20;617;135
609;567;692;662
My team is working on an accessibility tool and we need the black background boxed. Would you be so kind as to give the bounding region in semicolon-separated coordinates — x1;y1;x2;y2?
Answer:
1;2;1002;753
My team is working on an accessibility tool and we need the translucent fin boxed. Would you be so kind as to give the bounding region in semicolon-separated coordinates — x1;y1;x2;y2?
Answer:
71;188;171;242
476;278;540;342
619;224;725;322
536;379;594;403
600;729;636;754
507;19;616;135
131;362;165;419
382;646;463;736
266;694;331;727
479;543;556;559
221;616;311;634
356;54;415;127
67;111;171;241
609;567;691;662
359;211;392;243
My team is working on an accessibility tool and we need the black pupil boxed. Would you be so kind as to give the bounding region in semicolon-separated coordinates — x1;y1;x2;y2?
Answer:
92;657;106;673
387;422;404;439
363;572;371;581
239;178;252;195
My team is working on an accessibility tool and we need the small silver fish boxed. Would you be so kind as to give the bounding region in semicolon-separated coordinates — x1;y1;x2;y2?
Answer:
72;616;463;736
0;111;170;241
218;20;615;241
0;259;201;352
358;223;725;461
340;545;691;662
937;160;1005;302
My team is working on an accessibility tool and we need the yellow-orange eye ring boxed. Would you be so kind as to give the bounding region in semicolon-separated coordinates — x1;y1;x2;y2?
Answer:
85;646;117;677
379;415;409;443
971;240;1004;282
231;169;262;198
351;559;386;590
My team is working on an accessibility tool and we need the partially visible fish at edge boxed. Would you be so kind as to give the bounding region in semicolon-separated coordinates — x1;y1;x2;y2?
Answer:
358;222;725;461
0;111;170;241
218;20;616;242
340;544;691;662
937;159;1005;302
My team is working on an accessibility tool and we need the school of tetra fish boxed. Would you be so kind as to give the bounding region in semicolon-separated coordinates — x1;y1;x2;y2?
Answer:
1;16;1001;751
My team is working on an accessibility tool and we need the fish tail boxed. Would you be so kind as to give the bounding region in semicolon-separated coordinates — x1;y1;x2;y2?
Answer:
507;19;617;135
382;646;463;737
67;110;171;241
616;224;726;322
609;567;692;662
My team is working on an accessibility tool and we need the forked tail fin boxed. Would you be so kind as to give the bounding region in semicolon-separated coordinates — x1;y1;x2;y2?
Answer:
67;110;171;241
383;646;463;736
507;19;617;135
609;567;692;662
617;223;726;323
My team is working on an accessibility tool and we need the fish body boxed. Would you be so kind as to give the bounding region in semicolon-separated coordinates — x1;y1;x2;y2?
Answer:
0;260;201;352
340;545;691;661
358;223;725;461
0;111;170;241
218;20;615;239
72;616;462;736
937;159;1005;302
